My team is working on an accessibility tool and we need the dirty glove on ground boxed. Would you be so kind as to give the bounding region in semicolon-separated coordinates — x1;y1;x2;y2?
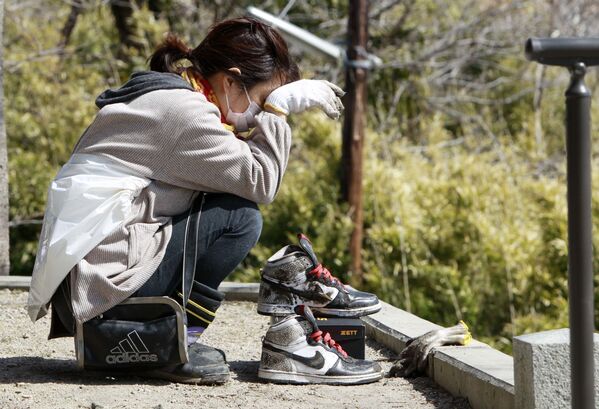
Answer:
264;79;345;119
389;321;472;378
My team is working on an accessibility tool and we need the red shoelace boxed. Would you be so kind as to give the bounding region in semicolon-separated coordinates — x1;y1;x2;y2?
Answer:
309;263;343;286
310;330;348;358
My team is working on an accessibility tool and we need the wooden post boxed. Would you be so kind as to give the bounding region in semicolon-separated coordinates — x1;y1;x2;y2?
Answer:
341;0;368;284
0;0;9;276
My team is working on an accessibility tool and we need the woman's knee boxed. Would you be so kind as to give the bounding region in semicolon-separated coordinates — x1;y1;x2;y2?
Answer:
208;192;262;240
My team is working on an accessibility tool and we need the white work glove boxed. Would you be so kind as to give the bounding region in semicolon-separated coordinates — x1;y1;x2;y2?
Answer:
264;79;345;119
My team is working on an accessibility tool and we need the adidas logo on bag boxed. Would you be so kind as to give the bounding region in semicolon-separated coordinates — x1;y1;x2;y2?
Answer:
105;330;158;364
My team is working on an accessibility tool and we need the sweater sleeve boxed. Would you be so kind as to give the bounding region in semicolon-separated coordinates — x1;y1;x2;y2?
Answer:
157;93;292;204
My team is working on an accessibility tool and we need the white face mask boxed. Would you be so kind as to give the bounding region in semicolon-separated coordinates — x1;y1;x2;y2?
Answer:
224;83;261;132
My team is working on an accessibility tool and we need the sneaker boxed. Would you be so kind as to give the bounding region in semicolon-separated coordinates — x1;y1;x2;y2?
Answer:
142;342;230;384
257;233;382;317
258;305;383;385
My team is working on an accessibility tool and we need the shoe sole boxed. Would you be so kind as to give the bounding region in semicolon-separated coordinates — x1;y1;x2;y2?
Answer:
257;301;382;317
139;369;230;385
257;368;383;385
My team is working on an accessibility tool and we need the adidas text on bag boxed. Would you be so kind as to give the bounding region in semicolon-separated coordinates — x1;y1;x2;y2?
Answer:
105;330;159;364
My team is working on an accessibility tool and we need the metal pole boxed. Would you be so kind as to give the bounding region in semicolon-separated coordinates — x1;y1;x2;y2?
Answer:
525;38;599;407
565;62;595;409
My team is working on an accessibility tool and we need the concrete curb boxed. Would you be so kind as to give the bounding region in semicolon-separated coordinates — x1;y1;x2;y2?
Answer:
432;345;514;409
363;301;514;409
0;275;31;289
1;278;514;408
0;276;261;299
218;281;260;301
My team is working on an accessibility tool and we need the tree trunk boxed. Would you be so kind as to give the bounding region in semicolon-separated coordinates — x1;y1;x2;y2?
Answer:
533;64;546;156
110;0;144;50
341;0;368;285
0;0;9;275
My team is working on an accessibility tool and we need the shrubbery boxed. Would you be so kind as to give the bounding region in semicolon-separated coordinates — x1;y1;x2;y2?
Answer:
7;1;599;354
232;112;590;353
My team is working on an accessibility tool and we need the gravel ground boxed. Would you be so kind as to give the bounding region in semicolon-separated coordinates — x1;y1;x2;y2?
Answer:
0;289;471;409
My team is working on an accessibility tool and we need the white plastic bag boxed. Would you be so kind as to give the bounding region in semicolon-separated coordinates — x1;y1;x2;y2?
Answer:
27;153;151;322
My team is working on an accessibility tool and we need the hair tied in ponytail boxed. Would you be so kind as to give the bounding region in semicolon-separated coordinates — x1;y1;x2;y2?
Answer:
149;33;193;73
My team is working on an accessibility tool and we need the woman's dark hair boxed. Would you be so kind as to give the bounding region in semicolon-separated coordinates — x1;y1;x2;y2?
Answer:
149;17;300;88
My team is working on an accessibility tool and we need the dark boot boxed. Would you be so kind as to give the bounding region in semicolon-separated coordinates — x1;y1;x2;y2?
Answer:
142;281;230;384
143;343;230;384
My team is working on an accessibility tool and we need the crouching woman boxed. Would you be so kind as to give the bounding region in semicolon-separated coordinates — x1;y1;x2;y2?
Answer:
26;17;344;384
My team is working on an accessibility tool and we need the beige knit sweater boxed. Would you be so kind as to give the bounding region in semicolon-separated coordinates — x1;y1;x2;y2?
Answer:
68;88;291;323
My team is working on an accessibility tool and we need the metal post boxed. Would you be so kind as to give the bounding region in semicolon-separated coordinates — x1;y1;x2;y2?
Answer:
565;62;594;409
525;37;599;408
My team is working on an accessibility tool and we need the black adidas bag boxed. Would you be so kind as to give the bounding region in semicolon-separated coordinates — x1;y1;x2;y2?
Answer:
74;192;207;370
75;296;188;369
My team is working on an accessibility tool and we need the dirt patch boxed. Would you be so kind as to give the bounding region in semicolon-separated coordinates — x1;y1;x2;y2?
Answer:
0;289;471;408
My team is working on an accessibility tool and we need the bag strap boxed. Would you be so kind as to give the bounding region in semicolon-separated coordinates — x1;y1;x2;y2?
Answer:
181;192;207;307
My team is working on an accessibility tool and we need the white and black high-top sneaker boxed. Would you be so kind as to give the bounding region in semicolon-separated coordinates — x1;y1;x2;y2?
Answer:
257;233;382;317
258;305;383;385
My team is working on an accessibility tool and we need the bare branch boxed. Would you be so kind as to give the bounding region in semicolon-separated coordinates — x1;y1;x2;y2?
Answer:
58;0;84;49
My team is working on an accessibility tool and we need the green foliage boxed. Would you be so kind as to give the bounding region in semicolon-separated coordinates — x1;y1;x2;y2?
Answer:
5;0;597;355
232;113;354;283
5;1;168;272
231;111;586;354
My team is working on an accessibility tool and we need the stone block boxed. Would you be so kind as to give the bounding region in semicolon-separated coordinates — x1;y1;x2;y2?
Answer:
513;328;599;409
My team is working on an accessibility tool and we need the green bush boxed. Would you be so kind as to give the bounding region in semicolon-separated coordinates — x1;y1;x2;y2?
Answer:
6;1;597;355
235;113;586;354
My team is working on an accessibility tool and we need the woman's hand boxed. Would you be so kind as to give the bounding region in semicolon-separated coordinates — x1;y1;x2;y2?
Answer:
264;79;345;119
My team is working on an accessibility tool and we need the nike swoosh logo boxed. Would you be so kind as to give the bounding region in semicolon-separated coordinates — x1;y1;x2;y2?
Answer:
264;343;326;369
262;278;335;303
314;282;337;301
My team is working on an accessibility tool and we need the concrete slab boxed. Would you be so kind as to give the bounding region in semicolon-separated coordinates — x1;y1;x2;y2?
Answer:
513;328;599;409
